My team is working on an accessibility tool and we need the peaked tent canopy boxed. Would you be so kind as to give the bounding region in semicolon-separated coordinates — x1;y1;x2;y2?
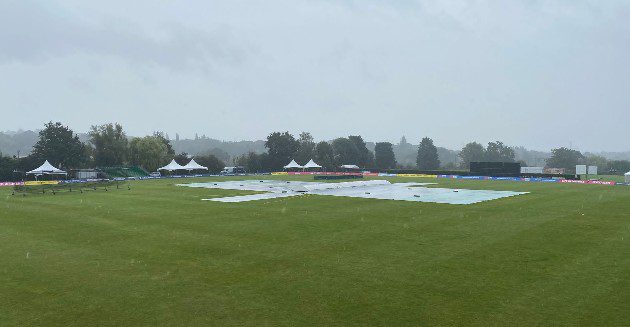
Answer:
183;159;208;171
303;159;322;169
283;159;303;169
158;159;185;171
27;160;67;175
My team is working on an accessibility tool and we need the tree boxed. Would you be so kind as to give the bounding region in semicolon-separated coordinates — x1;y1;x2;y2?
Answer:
88;123;128;167
546;147;585;173
459;142;485;169
586;155;608;172
607;160;630;175
436;147;459;167
234;152;271;173
174;152;189;164
417;137;440;170
484;141;515;162
332;138;360;166
194;154;225;174
374;142;396;169
348;135;374;167
0;153;18;181
128;136;171;172
203;148;230;163
442;162;459;170
265;132;299;170
31;122;89;169
153;132;175;158
313;141;335;170
294;132;315;165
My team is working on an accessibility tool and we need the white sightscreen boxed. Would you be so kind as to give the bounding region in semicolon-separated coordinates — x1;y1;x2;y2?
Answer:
575;165;587;175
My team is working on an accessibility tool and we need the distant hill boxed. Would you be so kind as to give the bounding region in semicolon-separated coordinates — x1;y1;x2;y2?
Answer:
0;130;38;157
170;137;266;163
513;146;551;167
585;151;630;161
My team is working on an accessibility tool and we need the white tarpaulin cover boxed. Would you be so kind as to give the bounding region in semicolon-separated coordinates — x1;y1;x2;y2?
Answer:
183;159;208;171
179;180;528;205
158;159;185;171
303;159;322;169
625;171;630;183
27;160;67;175
283;160;303;169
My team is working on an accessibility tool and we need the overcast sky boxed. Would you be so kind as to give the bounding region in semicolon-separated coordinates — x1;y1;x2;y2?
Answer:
1;0;629;151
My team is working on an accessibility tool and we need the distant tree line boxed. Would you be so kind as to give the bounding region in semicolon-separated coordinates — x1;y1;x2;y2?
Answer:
235;132;444;172
0;122;227;180
1;122;629;181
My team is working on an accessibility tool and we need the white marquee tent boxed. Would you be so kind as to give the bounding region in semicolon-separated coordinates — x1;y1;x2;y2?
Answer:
303;159;322;169
158;159;185;171
340;164;360;170
283;159;303;169
625;171;630;183
183;159;208;171
27;160;67;176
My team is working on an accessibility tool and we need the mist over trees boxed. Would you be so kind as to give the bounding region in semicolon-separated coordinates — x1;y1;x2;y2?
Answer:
0;122;227;176
2;124;630;179
0;130;38;157
394;136;417;166
170;137;265;163
4;128;630;169
607;160;630;174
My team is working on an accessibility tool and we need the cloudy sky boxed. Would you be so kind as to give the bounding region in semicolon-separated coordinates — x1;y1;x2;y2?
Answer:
1;0;628;151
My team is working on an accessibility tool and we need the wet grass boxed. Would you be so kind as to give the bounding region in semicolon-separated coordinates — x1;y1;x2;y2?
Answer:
1;176;629;326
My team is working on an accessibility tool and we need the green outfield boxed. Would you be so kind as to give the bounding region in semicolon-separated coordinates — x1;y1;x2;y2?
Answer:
1;176;629;326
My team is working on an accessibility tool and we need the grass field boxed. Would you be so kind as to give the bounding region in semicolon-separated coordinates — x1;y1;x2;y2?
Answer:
1;176;629;326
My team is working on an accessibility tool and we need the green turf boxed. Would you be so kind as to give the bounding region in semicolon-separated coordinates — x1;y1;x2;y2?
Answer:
1;176;629;326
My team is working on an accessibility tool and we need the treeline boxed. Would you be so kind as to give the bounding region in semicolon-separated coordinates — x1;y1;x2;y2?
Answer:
0;122;226;181
547;148;630;175
207;133;630;175
0;129;265;165
233;133;519;173
4;128;630;171
2;122;630;181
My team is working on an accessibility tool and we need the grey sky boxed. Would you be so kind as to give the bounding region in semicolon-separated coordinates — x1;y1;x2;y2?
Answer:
1;0;629;151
